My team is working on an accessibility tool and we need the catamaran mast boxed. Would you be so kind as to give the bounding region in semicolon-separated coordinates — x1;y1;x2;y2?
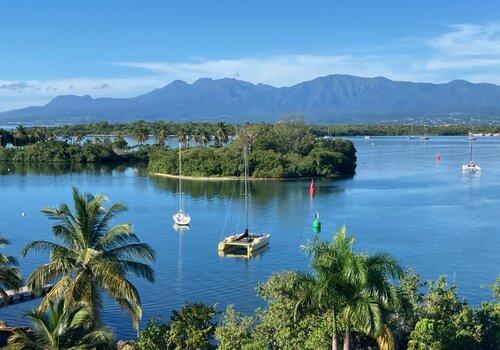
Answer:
470;139;473;162
244;145;249;232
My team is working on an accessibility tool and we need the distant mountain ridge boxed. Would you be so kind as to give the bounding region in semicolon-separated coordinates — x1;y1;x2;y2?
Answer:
2;74;500;123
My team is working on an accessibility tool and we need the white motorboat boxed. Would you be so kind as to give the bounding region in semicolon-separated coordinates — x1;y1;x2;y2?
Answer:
173;143;191;226
218;145;269;257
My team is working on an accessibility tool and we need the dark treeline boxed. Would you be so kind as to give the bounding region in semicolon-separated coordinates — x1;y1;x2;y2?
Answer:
0;140;150;163
3;121;500;144
1;121;358;179
310;123;500;136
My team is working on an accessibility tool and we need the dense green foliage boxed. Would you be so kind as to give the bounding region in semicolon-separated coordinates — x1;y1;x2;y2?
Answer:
149;122;357;178
309;124;500;136
0;140;148;163
0;237;22;298
22;187;155;329
3;121;500;142
136;303;216;350
6;299;115;350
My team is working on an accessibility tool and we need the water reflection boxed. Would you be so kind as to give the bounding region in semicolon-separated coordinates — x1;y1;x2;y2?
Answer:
150;175;346;203
0;161;142;176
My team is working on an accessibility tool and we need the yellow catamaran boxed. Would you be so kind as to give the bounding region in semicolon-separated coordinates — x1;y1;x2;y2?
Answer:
218;146;270;257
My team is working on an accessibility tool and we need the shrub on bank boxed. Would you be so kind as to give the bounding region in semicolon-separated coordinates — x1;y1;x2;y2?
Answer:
0;140;147;163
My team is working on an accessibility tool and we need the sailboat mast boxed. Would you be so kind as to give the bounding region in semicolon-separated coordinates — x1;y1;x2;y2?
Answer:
179;143;182;211
470;139;473;162
244;145;249;231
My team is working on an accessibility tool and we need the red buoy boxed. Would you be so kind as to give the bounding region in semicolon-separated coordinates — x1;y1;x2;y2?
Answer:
435;152;441;162
309;179;316;196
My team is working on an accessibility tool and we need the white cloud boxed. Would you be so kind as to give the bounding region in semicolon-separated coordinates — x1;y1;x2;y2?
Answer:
116;54;420;87
0;76;167;111
426;23;500;70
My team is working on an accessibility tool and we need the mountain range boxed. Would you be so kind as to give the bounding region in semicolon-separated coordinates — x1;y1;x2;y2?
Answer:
2;74;500;124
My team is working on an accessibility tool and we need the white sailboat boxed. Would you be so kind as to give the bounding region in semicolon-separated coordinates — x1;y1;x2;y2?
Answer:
421;125;429;140
173;144;191;226
218;146;270;257
407;123;416;139
462;138;481;174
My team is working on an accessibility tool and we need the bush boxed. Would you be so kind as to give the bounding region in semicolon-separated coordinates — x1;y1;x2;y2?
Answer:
136;303;216;350
0;141;147;163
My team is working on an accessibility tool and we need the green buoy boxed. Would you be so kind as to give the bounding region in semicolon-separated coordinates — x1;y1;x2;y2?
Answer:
312;212;321;233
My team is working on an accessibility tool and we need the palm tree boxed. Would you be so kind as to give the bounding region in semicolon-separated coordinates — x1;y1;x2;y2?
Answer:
133;127;150;145
22;187;155;329
7;299;115;350
33;128;47;143
74;131;85;144
154;123;168;147
292;227;403;350
215;122;229;147
201;130;212;147
14;124;28;146
193;130;203;147
0;237;22;299
177;129;187;147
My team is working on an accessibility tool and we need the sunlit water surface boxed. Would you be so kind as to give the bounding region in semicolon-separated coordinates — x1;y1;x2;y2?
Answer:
0;136;499;339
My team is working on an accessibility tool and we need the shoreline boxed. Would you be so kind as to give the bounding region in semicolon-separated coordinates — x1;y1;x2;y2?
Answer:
151;172;332;181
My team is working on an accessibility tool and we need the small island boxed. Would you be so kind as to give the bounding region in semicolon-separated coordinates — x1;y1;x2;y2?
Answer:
148;122;357;179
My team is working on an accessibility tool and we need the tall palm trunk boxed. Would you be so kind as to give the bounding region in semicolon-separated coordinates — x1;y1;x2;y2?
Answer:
343;330;350;350
331;308;338;350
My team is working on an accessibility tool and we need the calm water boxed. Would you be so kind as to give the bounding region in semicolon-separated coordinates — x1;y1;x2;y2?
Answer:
0;136;499;339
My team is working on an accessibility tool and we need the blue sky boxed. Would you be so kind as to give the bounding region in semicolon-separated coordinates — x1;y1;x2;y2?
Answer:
1;0;500;111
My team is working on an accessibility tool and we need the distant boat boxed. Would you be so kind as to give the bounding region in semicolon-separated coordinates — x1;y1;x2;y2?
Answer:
364;136;371;139
407;123;416;139
421;125;429;140
462;138;481;174
468;133;477;141
173;144;191;226
218;146;270;257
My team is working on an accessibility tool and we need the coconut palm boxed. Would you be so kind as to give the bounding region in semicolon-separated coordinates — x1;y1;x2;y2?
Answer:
154;123;169;147
201;130;212;147
133;127;150;145
7;299;115;350
22;187;155;329
193;130;203;147
14;124;28;146
0;237;22;299
74;131;85;144
33;128;47;143
292;226;403;350
177;129;187;147
215;122;229;147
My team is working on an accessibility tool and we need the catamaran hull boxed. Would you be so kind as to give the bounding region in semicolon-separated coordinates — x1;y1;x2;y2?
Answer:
218;234;270;256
